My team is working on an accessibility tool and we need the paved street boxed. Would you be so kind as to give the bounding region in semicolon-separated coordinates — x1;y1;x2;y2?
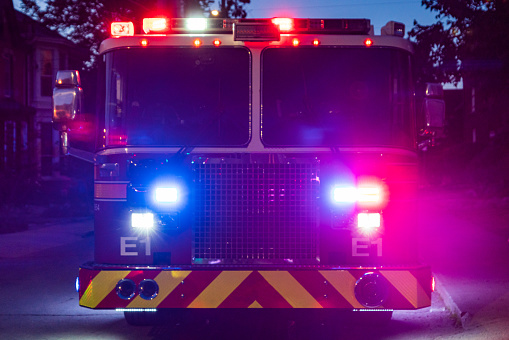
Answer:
0;186;508;339
419;187;509;339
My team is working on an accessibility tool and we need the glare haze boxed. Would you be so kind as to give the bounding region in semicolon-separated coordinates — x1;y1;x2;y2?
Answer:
246;0;437;37
13;0;437;37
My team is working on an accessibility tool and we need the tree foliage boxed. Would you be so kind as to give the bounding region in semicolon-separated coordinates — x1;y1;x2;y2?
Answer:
20;0;251;67
410;0;509;86
410;0;509;134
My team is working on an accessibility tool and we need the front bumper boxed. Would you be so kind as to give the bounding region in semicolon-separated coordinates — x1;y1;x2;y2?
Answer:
78;263;431;310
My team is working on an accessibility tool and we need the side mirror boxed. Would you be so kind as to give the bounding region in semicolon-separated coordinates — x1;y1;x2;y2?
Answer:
423;83;445;129
53;70;83;132
424;98;445;129
417;83;446;151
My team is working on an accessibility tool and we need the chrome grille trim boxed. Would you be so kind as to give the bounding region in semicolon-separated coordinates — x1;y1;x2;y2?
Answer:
192;161;319;264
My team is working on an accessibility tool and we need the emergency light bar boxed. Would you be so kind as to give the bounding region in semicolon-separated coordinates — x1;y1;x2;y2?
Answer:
143;18;169;33
110;17;378;38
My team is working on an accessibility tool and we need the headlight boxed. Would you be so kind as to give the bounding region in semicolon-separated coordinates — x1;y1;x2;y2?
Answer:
131;212;154;230
333;187;381;203
155;187;178;203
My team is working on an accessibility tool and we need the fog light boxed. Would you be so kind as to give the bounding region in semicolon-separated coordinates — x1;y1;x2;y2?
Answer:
139;279;159;300
354;272;388;308
116;279;137;300
357;212;381;233
131;212;154;230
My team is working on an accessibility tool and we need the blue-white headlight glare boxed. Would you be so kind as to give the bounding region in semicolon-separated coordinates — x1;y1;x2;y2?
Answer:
333;187;357;203
155;187;178;203
131;212;155;230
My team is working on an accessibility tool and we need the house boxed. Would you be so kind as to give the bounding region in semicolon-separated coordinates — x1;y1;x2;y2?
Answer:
0;0;86;178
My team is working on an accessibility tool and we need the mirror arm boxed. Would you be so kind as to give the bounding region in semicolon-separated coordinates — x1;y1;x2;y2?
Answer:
67;147;95;164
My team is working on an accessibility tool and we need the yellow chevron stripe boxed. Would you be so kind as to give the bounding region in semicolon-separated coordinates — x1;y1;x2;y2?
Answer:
249;300;263;308
80;270;131;308
319;270;363;308
188;271;251;308
260;271;321;308
127;271;192;308
380;270;430;308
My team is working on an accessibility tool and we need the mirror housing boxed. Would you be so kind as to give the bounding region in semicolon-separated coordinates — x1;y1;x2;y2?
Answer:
423;83;445;129
416;83;446;151
53;70;83;132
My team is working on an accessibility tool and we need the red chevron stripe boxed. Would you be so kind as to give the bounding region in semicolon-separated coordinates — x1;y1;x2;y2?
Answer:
290;271;354;308
382;274;415;309
78;269;100;300
159;271;222;308
218;271;293;308
413;268;433;297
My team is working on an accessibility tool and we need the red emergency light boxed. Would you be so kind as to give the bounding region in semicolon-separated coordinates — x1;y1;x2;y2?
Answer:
111;22;134;37
272;18;294;32
143;18;169;34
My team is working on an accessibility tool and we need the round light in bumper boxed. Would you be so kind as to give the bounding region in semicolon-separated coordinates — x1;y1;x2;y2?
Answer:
116;279;137;300
354;272;389;308
139;279;159;300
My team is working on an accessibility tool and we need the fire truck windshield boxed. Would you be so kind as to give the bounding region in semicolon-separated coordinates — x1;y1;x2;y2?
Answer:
261;47;415;148
104;47;250;146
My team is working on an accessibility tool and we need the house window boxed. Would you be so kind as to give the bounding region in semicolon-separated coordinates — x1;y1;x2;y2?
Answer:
41;49;53;97
3;53;13;98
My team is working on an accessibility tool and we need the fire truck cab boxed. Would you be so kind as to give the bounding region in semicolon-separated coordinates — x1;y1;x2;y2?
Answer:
53;17;434;326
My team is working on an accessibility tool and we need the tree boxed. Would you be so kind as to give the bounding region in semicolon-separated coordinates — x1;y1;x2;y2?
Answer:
410;0;509;133
20;0;251;67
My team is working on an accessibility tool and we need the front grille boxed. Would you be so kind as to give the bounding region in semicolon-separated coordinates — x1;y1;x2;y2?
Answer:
193;161;319;264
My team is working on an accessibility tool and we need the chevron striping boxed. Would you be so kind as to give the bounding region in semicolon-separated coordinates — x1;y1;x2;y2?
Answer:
127;271;191;308
260;271;321;308
380;270;430;308
319;270;363;308
188;271;251;308
80;270;131;308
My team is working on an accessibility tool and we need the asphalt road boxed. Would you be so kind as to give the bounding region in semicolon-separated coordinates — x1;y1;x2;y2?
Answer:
1;186;507;339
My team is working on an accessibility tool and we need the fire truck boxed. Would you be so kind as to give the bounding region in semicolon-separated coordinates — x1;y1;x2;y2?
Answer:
53;17;438;326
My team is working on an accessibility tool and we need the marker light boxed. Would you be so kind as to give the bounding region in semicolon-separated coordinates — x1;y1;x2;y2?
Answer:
131;212;154;230
111;22;134;37
357;212;381;231
186;18;207;31
155;187;178;203
193;38;202;47
140;39;148;47
213;39;221;47
364;38;374;47
292;38;300;47
272;18;294;32
143;18;169;33
313;39;320;46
